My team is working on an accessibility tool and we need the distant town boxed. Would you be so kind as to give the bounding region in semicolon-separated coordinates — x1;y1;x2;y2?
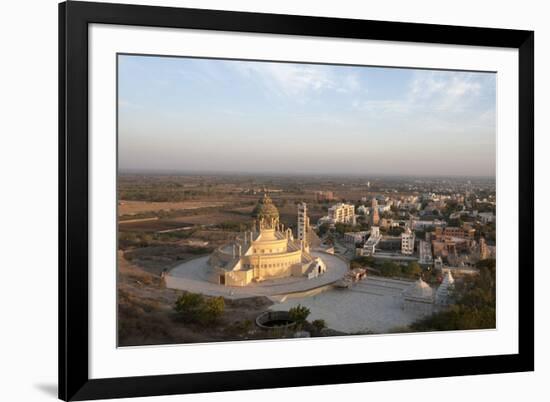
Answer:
117;173;496;346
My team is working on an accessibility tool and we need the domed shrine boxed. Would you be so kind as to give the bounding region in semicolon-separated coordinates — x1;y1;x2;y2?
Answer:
207;194;326;286
401;277;434;314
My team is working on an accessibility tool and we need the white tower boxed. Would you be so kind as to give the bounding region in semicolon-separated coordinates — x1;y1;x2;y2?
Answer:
297;202;308;244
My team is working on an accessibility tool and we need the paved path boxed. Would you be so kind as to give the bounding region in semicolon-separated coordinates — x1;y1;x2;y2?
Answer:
166;252;348;299
271;276;423;333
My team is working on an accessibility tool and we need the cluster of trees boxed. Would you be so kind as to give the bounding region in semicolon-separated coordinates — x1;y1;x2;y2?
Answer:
386;227;405;236
174;292;225;325
443;200;462;219
350;256;375;269
474;202;496;214
411;259;496;331
379;261;422;278
350;257;423;279
334;222;361;235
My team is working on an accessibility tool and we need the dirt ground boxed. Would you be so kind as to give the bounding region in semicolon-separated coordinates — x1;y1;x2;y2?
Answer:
117;251;277;347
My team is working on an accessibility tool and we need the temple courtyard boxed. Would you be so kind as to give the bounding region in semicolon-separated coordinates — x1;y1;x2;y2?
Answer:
271;276;425;333
165;251;349;299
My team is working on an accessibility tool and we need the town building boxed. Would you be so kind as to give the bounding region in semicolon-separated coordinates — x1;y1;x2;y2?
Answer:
434;225;476;241
411;219;445;230
478;212;495;223
418;240;433;265
328;203;356;225
344;231;369;246
401;227;415;255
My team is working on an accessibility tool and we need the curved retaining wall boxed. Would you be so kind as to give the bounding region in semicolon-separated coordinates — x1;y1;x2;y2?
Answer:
255;310;296;329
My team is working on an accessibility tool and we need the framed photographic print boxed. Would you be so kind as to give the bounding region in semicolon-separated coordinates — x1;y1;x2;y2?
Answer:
59;1;534;400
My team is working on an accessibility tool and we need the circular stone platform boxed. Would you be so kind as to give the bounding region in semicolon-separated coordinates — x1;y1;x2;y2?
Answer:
165;251;348;299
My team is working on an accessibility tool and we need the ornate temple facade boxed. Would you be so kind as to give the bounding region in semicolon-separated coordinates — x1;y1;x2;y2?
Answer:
207;194;326;286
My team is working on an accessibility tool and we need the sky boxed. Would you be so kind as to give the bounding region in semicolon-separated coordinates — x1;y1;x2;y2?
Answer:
118;54;496;177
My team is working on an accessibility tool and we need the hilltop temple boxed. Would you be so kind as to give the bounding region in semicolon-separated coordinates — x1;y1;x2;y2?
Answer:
207;194;326;286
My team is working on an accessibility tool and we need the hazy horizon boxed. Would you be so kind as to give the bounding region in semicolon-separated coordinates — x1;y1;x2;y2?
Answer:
118;55;497;177
118;167;495;180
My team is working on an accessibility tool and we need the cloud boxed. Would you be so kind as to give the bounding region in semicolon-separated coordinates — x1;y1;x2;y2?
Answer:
230;61;361;101
409;71;484;111
353;70;493;117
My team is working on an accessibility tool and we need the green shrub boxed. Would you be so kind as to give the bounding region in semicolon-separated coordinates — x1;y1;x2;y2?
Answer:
174;293;225;324
202;297;225;323
311;319;326;333
288;304;310;324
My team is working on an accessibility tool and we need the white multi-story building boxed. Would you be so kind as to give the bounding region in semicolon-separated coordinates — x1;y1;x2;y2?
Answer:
328;203;356;225
401;227;416;255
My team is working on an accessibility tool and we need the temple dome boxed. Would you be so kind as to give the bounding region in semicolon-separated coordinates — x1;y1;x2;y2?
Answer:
252;193;279;221
404;277;433;299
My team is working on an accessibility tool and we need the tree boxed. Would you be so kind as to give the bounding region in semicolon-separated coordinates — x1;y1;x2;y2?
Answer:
201;297;225;323
350;256;375;269
175;292;204;320
380;261;400;277
288;304;310;324
317;223;330;237
335;222;353;235
174;292;225;324
403;261;422;278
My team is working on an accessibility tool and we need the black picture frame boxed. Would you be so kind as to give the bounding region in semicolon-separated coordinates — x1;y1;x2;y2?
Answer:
59;1;534;400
